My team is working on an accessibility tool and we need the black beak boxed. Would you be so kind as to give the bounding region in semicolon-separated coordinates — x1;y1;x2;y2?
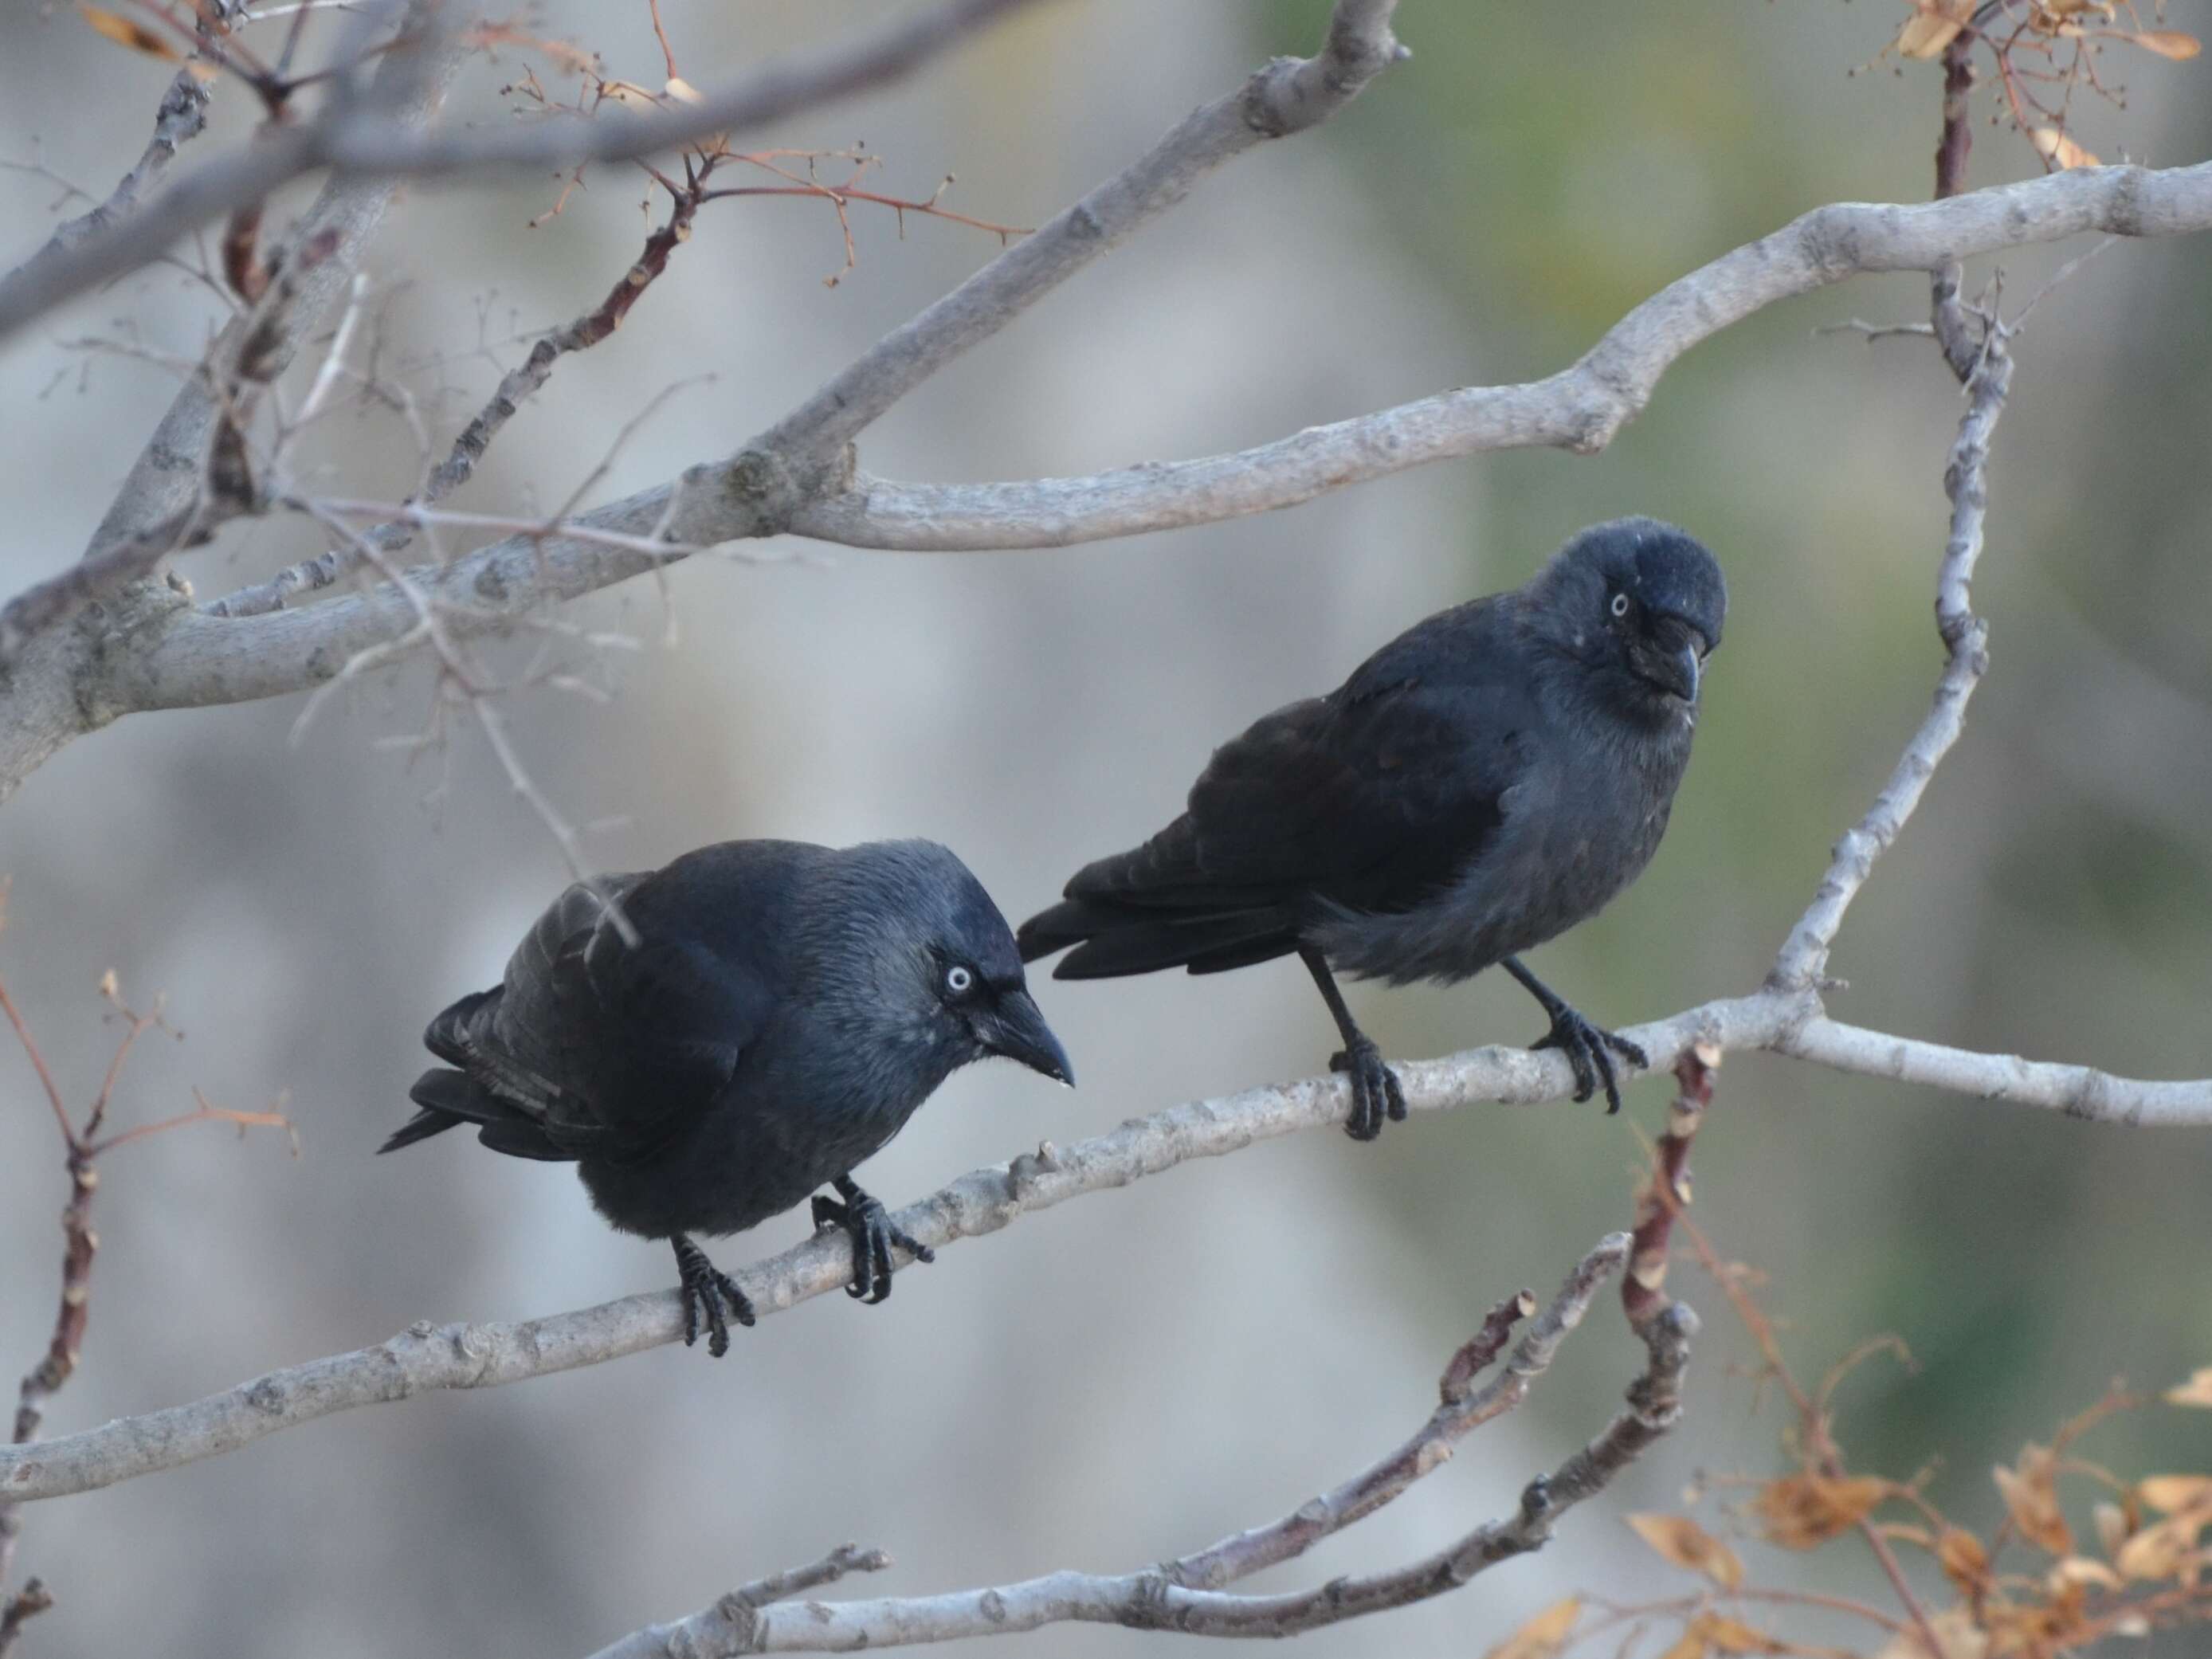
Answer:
1670;641;1700;704
1637;622;1704;704
977;989;1074;1086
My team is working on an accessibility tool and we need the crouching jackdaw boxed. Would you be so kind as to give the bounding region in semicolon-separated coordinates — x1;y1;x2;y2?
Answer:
383;838;1073;1355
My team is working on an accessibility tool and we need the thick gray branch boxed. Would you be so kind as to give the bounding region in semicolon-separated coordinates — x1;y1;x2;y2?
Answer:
0;0;1056;351
751;0;1404;466
44;153;2188;751
1;981;2201;1508
786;159;2209;549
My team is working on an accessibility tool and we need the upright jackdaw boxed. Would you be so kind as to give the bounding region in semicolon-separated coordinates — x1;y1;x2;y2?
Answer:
384;839;1073;1355
1019;517;1724;1139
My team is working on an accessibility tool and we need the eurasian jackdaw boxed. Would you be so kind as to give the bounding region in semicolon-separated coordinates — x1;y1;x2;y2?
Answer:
383;839;1073;1355
1018;517;1724;1139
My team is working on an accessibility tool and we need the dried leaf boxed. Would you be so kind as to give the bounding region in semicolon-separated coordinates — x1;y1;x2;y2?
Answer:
2030;127;2100;170
2130;29;2202;60
1657;1634;1708;1659
77;3;180;60
1753;1472;1890;1549
1994;1447;2073;1555
1480;1597;1581;1659
2137;1475;2212;1513
2114;1509;2210;1580
2050;1555;2125;1590
2042;0;2106;13
2164;1367;2212;1408
1937;1527;1990;1594
1626;1513;1745;1590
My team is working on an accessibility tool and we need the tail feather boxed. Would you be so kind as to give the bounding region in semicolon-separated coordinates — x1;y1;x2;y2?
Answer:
1023;897;1296;980
381;1066;575;1162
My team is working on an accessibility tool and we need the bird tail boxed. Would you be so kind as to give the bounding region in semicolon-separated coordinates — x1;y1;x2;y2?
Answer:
1017;896;1295;979
380;1066;576;1163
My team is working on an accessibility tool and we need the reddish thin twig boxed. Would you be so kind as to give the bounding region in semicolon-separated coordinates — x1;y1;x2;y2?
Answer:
1623;1041;1715;1332
0;949;292;1634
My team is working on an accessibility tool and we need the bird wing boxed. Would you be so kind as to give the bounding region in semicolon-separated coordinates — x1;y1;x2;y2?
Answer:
445;868;785;1158
1077;597;1528;918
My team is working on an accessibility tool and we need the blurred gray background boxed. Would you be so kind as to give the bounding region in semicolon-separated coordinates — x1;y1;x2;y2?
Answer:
2;2;2210;1654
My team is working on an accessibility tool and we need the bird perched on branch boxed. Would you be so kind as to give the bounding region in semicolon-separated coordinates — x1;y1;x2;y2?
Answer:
1018;517;1724;1139
382;839;1073;1356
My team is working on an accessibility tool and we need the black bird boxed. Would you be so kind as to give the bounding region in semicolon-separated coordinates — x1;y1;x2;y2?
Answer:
382;839;1073;1355
1018;517;1724;1139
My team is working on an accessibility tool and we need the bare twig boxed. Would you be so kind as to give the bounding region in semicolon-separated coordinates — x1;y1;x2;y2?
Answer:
750;1;1406;469
206;171;710;618
1622;1043;1716;1333
0;0;1060;351
1930;33;1981;380
0;954;290;1630
2;71;212;287
586;1236;1688;1655
0;0;468;675
1770;318;2012;991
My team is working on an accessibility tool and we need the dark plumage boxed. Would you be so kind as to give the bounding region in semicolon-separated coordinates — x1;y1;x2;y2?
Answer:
383;839;1073;1355
1018;517;1724;1138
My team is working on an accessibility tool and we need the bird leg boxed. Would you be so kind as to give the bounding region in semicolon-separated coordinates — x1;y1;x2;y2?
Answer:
1300;946;1406;1142
811;1175;935;1305
672;1233;755;1358
1500;956;1646;1115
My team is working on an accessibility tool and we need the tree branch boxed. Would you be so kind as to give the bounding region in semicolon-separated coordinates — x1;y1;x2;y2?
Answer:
1769;320;2011;990
1;69;211;291
102;157;2212;721
0;977;2199;1509
0;0;1058;352
749;0;1406;468
585;1237;1688;1655
0;0;469;679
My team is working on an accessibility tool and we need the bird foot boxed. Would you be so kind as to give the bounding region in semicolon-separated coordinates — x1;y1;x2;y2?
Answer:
1329;1036;1407;1142
673;1235;754;1359
813;1179;935;1305
1531;1006;1645;1114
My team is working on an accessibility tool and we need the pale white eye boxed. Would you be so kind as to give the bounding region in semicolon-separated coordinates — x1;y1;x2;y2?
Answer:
1609;592;1631;619
944;964;974;994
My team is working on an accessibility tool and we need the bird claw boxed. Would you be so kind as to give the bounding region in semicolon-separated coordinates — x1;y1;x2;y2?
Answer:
1531;1008;1645;1114
1330;1036;1407;1142
673;1236;754;1359
813;1181;935;1305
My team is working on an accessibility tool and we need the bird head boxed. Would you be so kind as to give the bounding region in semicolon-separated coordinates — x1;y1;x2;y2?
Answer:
1531;518;1726;720
845;841;1075;1088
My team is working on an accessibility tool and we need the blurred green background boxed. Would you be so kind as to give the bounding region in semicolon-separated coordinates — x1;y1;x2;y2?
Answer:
1;2;2207;1655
